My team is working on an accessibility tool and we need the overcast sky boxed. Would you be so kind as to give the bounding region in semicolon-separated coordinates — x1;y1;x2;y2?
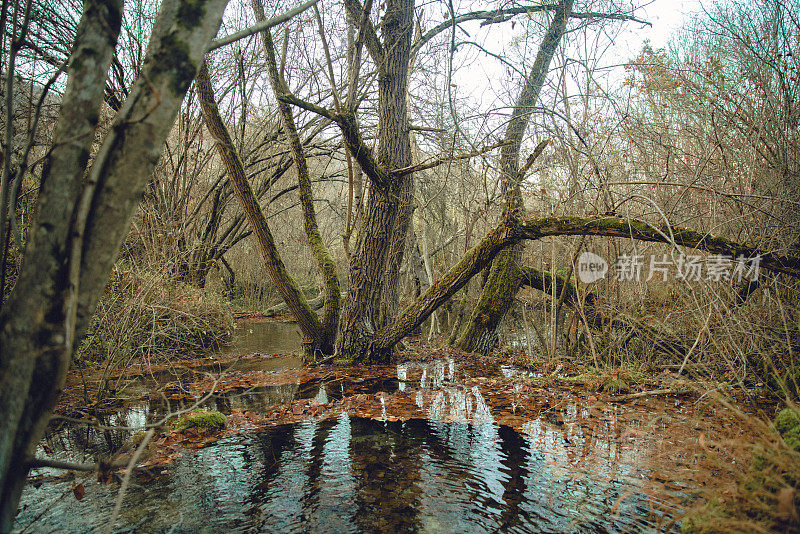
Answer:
621;0;703;50
440;0;708;138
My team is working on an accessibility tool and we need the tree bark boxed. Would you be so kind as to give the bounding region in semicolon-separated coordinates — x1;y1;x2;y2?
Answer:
456;0;573;355
335;0;414;363
195;60;327;355
380;172;414;327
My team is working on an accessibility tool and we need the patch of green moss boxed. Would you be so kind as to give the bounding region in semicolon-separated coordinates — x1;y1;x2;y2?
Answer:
681;499;726;534
173;410;226;432
783;426;800;452
750;444;768;472
177;0;206;29
601;378;630;395
152;33;195;95
774;408;800;435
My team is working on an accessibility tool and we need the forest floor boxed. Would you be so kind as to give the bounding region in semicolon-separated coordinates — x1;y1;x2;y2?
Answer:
55;318;775;489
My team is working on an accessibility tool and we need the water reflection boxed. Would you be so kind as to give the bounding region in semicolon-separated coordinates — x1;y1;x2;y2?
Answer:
22;356;682;532
40;382;302;465
396;358;455;392
219;319;303;356
18;415;679;533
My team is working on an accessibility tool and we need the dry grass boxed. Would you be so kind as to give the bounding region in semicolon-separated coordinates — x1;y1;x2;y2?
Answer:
77;266;233;372
676;404;800;533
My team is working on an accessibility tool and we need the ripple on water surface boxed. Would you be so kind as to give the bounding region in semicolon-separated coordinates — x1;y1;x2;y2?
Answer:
16;413;680;533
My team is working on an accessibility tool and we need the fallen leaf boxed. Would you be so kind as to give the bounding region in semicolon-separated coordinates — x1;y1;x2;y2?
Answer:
73;483;85;501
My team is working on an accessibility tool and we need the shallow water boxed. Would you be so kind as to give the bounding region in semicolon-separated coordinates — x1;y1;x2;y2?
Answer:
16;321;684;533
219;319;303;356
18;412;680;533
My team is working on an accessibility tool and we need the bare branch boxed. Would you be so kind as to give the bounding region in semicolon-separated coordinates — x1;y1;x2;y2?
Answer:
208;0;319;51
392;140;508;176
412;5;649;56
516;140;550;182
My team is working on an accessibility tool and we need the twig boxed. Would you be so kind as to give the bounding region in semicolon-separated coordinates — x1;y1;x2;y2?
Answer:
607;388;695;402
392;140;508;176
104;428;154;534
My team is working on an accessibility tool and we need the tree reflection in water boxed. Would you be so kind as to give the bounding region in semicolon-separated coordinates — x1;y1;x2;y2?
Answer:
18;412;680;533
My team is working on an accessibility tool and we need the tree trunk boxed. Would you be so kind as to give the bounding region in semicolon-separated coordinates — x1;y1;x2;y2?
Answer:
253;0;340;353
195;60;327;356
335;0;414;363
380;172;414;327
455;0;573;355
0;0;228;526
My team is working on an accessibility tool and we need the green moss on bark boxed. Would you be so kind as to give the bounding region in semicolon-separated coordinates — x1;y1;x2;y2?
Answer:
177;0;207;29
152;33;195;95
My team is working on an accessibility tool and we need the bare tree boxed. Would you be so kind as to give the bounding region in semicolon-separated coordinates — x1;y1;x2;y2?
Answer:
0;0;319;526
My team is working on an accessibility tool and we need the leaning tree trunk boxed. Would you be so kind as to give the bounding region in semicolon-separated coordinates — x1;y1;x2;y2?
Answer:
195;61;328;356
335;0;414;363
371;212;800;356
0;0;228;526
253;0;340;353
455;0;573;355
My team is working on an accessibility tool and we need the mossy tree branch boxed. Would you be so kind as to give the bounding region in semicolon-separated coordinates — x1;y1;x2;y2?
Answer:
520;215;800;278
369;214;800;358
520;265;594;306
208;0;319;51
254;0;340;353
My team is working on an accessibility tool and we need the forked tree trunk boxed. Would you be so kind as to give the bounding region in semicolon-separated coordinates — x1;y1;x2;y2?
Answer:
195;61;329;355
455;0;573;355
335;0;414;363
0;4;122;524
